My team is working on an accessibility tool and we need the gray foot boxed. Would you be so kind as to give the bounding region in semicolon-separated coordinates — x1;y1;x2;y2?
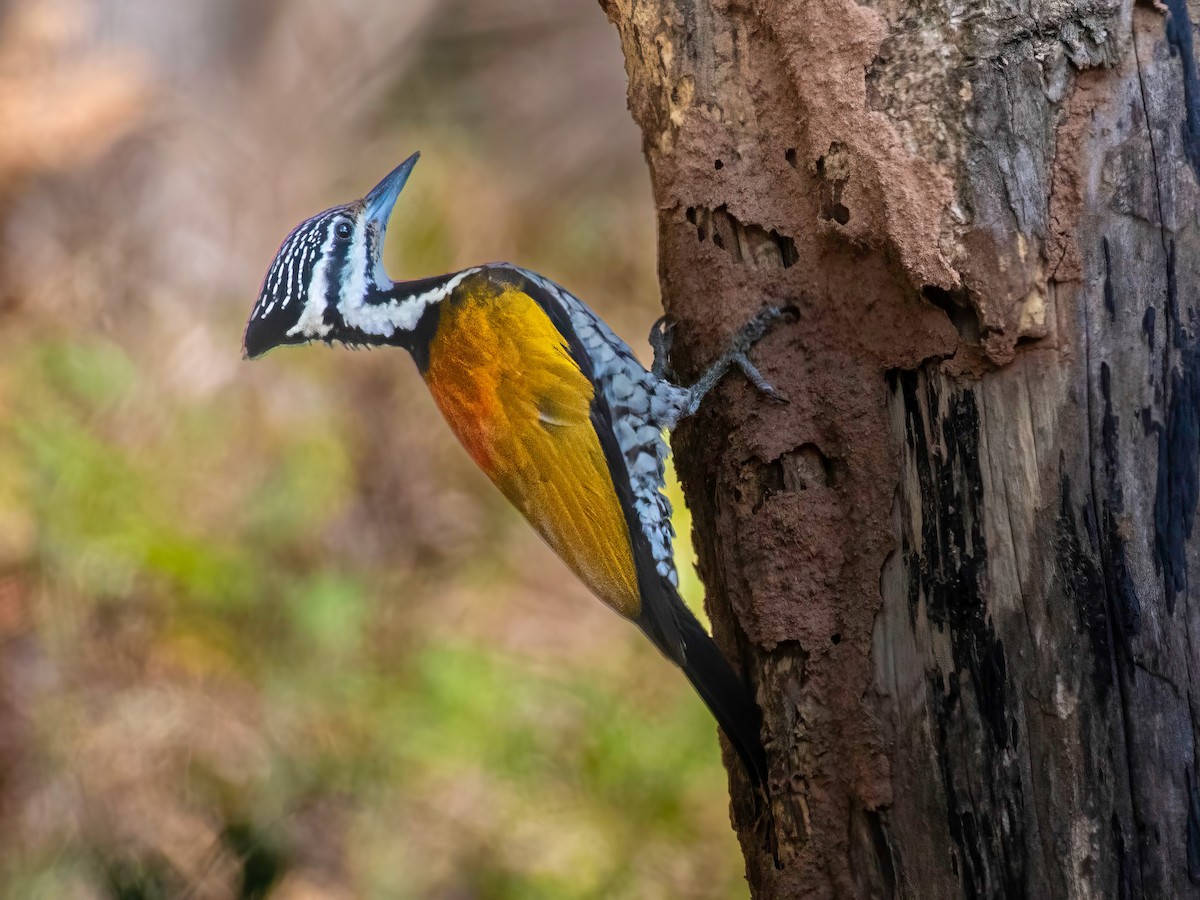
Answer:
680;306;793;419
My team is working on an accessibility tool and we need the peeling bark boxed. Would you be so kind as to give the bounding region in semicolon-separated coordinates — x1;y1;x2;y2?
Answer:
601;0;1200;896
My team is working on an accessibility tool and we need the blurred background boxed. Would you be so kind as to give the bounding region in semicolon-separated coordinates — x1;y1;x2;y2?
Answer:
0;1;747;897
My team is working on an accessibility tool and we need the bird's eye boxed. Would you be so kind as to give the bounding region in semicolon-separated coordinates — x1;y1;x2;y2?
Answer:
334;220;353;241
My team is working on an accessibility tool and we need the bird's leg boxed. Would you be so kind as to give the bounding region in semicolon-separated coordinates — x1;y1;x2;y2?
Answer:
677;306;793;420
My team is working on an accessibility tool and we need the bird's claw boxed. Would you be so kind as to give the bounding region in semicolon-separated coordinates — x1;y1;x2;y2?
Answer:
730;304;795;402
735;353;789;404
650;314;677;379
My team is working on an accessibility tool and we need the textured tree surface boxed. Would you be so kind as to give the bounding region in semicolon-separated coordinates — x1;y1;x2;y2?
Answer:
602;0;1200;896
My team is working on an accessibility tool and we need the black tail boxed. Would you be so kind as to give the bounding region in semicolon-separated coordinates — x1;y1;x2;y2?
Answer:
639;591;768;790
675;610;768;789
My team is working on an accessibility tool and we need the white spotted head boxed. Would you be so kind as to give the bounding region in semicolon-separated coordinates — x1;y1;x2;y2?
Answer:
243;152;419;359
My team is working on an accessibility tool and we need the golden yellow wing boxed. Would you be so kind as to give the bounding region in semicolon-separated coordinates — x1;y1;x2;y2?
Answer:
421;272;641;618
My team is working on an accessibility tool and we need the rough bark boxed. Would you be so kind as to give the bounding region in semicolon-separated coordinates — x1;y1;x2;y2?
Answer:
601;0;1200;896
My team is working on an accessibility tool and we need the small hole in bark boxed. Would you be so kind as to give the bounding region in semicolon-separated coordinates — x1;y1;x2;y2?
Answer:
831;633;842;645
817;143;852;224
1140;406;1154;433
785;148;798;168
922;284;980;342
923;284;954;307
751;458;786;513
714;159;724;170
752;444;840;511
797;443;838;489
774;232;798;268
685;204;797;268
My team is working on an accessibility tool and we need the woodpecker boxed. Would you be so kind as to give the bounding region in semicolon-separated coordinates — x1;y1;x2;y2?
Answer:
243;153;788;793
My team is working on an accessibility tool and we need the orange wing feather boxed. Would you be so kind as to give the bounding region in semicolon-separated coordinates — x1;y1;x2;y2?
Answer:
423;274;641;619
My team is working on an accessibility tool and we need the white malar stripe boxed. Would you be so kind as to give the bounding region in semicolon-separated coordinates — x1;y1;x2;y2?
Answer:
287;225;337;339
341;267;479;337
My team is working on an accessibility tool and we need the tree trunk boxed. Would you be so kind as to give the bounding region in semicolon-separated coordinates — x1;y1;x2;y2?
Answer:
601;0;1200;896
